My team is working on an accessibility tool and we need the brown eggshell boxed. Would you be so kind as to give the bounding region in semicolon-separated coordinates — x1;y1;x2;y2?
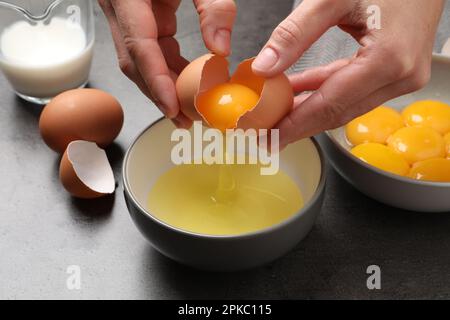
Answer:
39;88;124;153
60;150;103;199
59;141;115;199
176;54;229;121
234;58;294;130
177;54;293;131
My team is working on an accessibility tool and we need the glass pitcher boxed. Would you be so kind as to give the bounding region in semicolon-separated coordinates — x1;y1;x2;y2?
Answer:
0;0;95;104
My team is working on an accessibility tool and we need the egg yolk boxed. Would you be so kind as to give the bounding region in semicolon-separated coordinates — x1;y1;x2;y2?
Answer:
445;132;450;158
345;106;404;146
409;158;450;182
196;83;260;131
387;126;446;164
351;143;410;176
402;100;450;134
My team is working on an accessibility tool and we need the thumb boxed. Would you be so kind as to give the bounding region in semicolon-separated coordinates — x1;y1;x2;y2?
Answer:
252;0;351;77
194;0;237;56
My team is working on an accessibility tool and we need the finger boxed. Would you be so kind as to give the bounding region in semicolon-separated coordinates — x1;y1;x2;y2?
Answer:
99;0;153;99
341;74;429;123
152;0;181;37
289;59;350;93
111;0;179;118
158;37;190;75
157;36;191;128
252;0;353;76
194;0;237;56
277;71;425;149
172;111;194;129
159;40;191;129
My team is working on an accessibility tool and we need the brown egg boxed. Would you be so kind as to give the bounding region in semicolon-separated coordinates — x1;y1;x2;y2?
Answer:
59;141;115;199
176;54;293;131
39;88;124;153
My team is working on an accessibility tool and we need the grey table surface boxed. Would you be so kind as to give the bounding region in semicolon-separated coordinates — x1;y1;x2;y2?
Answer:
1;0;450;300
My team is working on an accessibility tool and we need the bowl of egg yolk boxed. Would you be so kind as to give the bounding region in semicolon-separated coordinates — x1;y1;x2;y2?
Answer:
319;54;450;212
123;118;326;271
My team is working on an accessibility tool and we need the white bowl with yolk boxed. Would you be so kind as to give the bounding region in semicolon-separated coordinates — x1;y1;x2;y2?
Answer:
320;54;450;212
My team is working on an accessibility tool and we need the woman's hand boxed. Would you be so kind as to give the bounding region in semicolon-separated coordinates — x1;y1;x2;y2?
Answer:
252;0;444;148
99;0;236;128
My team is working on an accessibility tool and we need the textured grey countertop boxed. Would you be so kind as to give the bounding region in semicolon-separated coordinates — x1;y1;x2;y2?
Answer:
1;0;450;300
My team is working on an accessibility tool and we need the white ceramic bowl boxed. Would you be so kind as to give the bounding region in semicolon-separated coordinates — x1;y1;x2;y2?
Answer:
319;54;450;213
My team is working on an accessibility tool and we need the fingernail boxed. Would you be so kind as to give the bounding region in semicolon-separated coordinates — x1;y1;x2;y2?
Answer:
253;47;278;72
214;29;231;56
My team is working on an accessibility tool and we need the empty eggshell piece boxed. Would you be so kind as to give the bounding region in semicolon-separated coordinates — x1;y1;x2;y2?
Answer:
59;140;115;199
176;54;294;131
39;88;124;153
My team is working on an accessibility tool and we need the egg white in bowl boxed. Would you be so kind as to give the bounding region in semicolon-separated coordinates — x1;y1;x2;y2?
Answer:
123;118;327;271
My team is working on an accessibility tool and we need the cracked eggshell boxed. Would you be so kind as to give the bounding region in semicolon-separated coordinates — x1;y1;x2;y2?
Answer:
59;141;115;199
39;89;124;153
176;54;229;121
176;54;293;130
232;58;293;130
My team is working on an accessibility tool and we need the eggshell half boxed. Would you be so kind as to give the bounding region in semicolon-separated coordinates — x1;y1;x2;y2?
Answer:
233;58;293;130
59;141;115;199
176;54;293;130
176;54;229;121
39;89;124;153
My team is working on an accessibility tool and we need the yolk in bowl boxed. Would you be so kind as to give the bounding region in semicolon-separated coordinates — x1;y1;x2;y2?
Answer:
387;126;446;164
196;83;260;132
345;106;404;145
351;143;410;176
402;100;450;134
409;158;450;182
